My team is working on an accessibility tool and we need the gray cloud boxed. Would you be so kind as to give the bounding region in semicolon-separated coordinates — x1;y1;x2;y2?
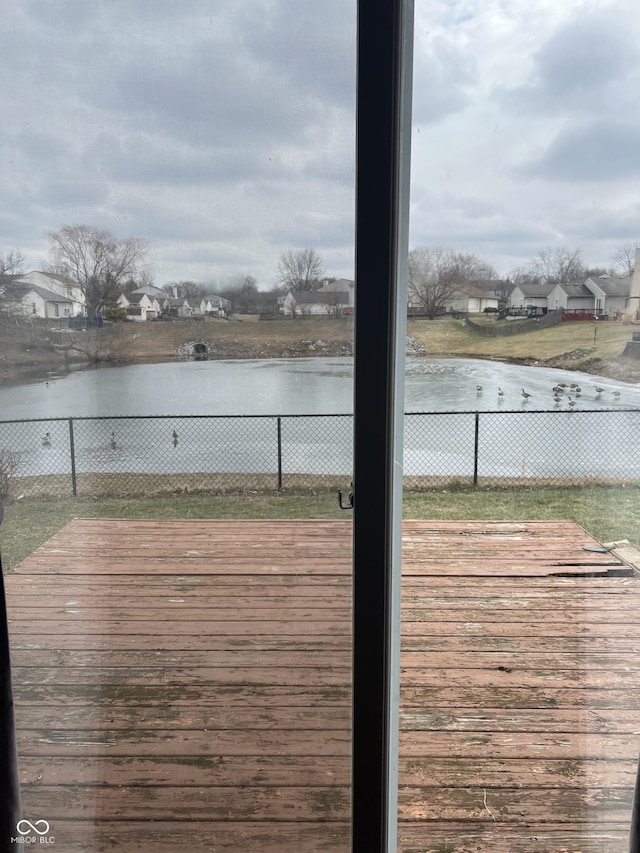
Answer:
82;131;295;186
499;12;638;116
412;35;475;125
522;120;640;181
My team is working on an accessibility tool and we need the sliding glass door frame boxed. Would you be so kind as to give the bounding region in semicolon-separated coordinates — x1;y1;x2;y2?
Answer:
352;1;414;850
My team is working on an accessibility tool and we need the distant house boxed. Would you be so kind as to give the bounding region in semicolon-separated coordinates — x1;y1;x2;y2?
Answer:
282;289;351;317
585;275;631;317
318;278;355;312
129;284;170;300
448;284;499;314
0;278;75;319
0;270;84;317
184;298;207;317
508;282;555;313
162;297;192;319
203;294;231;317
547;281;597;316
117;292;159;321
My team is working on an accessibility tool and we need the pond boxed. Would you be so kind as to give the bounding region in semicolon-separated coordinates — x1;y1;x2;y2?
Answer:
3;356;640;419
2;358;640;487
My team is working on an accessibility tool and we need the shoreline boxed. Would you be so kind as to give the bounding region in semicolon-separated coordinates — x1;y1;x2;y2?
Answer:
2;315;640;386
3;347;640;390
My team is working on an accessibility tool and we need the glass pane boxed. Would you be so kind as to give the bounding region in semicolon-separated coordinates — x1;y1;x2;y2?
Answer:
401;1;640;850
1;2;355;850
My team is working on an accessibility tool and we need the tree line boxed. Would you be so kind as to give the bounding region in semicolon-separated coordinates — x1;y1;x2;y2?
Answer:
1;225;638;321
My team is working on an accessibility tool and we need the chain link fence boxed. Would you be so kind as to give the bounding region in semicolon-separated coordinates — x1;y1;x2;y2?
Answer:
0;409;638;499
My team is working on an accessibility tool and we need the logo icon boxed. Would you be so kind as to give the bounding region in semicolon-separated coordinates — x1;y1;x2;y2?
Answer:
17;819;50;836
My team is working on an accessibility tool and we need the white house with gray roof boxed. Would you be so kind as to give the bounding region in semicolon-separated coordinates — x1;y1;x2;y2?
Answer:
584;275;631;316
508;282;555;312
0;278;76;319
547;281;596;314
18;270;85;315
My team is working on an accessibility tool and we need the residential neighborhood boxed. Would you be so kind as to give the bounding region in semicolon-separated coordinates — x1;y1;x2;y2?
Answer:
0;274;231;324
2;248;640;325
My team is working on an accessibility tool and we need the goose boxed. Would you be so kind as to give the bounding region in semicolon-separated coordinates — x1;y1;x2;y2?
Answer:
172;430;179;446
497;387;504;399
612;390;621;399
110;431;117;449
476;385;483;394
42;432;51;446
575;387;581;396
552;385;563;394
594;386;604;395
521;388;532;401
558;382;567;388
567;397;576;409
553;394;562;405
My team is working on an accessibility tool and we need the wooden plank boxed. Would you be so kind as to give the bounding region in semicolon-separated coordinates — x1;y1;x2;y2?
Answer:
397;785;633;822
401;685;640;709
18;781;634;823
18;755;350;787
398;821;629;853
16;728;351;757
20;784;352;821
9;820;350;853
12;647;640;673
22;755;635;790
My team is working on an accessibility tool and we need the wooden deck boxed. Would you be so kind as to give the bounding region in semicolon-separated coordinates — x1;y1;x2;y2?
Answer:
5;518;640;852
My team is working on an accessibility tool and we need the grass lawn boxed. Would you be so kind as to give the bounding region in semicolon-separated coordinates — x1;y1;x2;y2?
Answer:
2;486;639;571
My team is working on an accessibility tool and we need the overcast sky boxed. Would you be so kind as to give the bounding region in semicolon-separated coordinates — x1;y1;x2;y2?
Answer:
1;0;639;287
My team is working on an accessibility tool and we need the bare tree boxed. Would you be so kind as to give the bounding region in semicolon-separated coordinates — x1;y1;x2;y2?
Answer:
47;224;148;320
0;249;25;277
162;280;206;299
507;267;541;286
123;268;156;293
216;275;270;314
408;246;495;319
530;247;586;284
611;242;639;277
277;248;325;291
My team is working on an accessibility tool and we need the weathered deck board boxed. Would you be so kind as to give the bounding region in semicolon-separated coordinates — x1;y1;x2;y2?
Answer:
5;517;640;852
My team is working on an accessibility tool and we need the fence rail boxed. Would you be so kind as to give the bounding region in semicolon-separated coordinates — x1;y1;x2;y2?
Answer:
1;409;639;499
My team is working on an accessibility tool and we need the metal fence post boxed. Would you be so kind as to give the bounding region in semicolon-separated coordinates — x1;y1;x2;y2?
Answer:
0;499;21;849
473;411;480;486
68;418;77;497
276;417;283;492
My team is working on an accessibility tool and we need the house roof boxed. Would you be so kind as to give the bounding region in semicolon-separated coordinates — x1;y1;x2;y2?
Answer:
460;284;498;299
22;270;81;289
320;278;354;292
130;284;168;298
587;275;631;297
553;281;593;297
0;281;73;303
120;292;147;305
469;278;507;291
511;282;555;297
